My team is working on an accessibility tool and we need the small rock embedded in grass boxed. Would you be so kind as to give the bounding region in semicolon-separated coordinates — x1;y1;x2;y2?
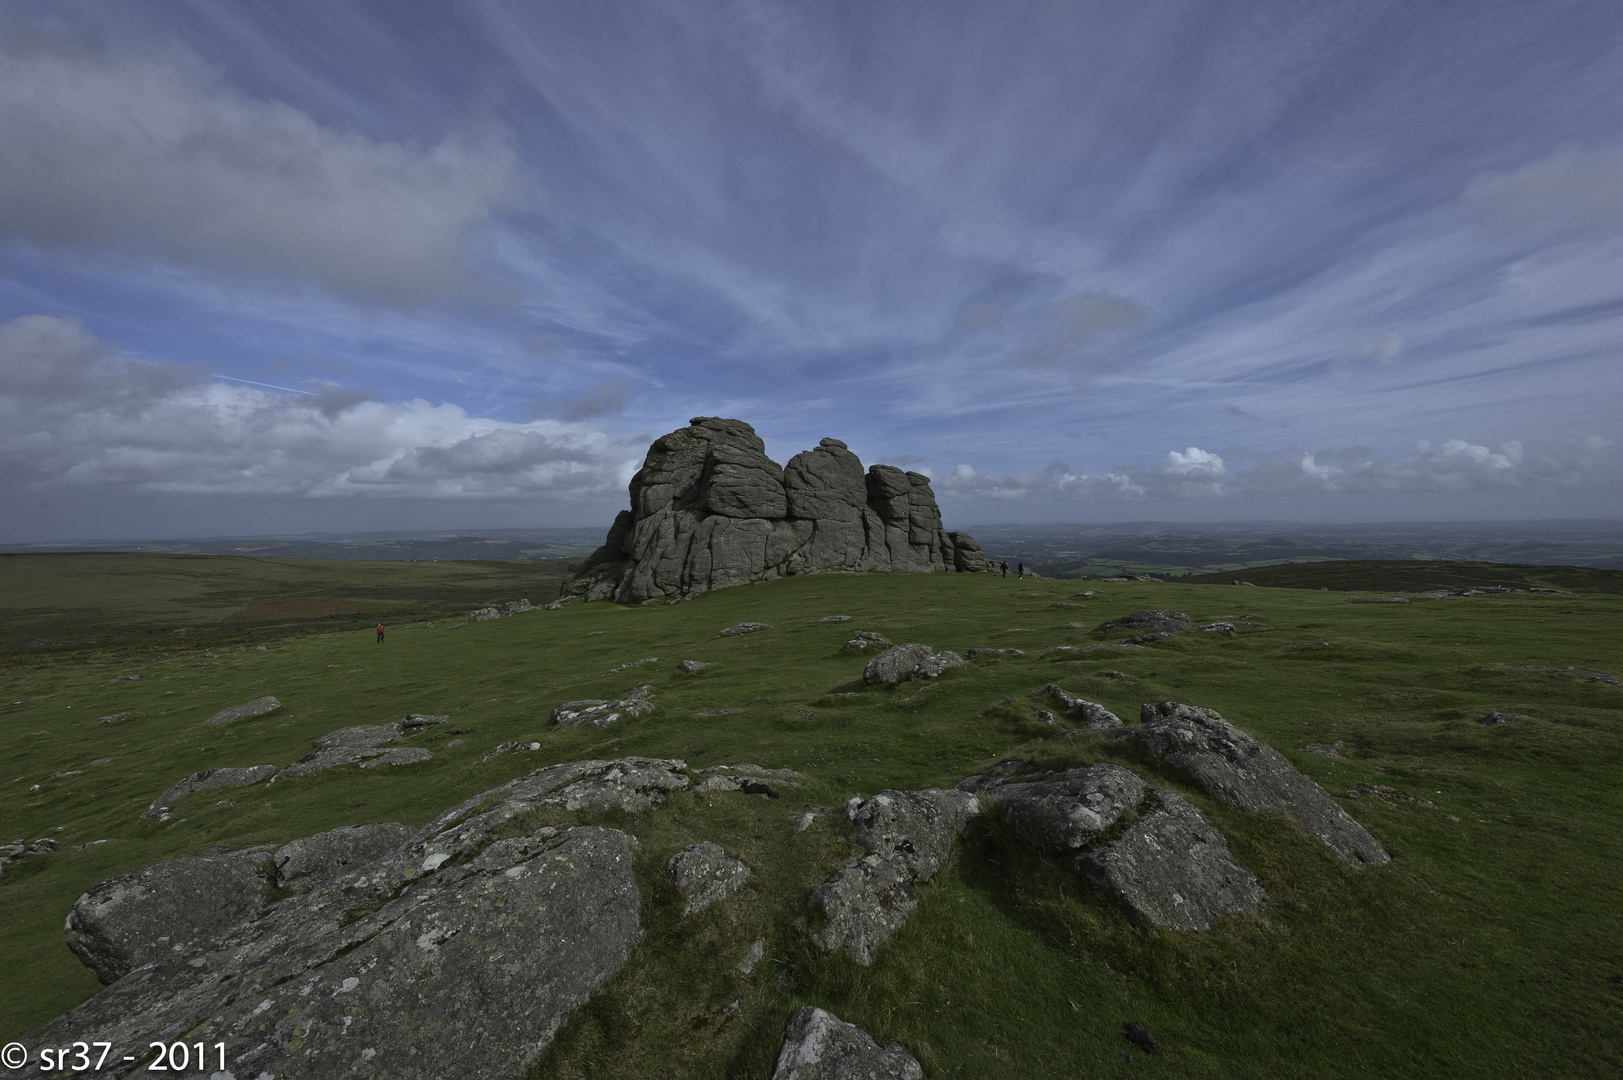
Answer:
668;841;751;915
607;657;659;673
818;615;852;622
97;712;130;724
1094;609;1191;635
677;660;710;674
1299;740;1346;758
1347;784;1436;807
551;686;654;728
1124;1021;1163;1054
738;937;766;974
841;631;891;652
773;1007;923;1080
1478;712;1520;725
717;622;772;637
203;695;281;725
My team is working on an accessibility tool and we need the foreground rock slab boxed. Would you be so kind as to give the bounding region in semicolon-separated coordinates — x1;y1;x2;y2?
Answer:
1125;702;1390;867
773;1006;923;1080
26;761;671;1079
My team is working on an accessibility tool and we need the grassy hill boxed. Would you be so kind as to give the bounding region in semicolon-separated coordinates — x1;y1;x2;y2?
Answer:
1178;558;1623;594
2;559;1620;1077
0;552;575;651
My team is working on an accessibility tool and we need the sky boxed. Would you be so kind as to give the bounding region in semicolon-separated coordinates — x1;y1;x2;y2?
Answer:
2;0;1621;543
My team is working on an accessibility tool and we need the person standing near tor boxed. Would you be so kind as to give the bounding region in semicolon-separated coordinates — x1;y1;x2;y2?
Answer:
375;623;385;643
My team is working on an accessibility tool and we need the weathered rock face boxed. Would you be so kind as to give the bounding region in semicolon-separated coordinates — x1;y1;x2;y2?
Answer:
64;851;277;985
996;764;1146;852
202;695;281;725
273;823;413;893
550;686;656;728
772;1006;924;1080
567;419;983;603
1125;702;1390;868
1077;788;1267;932
812;789;979;965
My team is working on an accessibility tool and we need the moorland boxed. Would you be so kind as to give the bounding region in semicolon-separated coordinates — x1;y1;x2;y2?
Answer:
2;553;1621;1078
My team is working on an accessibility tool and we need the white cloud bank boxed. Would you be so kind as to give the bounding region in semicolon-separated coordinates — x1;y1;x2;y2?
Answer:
0;35;518;303
0;316;640;501
939;437;1618;504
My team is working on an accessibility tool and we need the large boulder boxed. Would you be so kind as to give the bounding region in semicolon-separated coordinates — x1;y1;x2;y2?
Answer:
64;851;276;984
565;419;983;603
1124;703;1390;867
772;1006;924;1080
863;644;937;684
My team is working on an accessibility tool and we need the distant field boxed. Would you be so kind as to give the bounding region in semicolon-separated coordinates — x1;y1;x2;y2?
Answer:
0;552;574;649
1179;559;1623;594
2;557;1620;1077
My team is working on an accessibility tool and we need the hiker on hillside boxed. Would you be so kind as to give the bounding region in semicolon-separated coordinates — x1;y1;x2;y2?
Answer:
375;623;385;643
1000;561;1008;578
1017;561;1025;579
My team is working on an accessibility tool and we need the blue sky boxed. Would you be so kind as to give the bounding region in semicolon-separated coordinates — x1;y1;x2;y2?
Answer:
2;0;1621;541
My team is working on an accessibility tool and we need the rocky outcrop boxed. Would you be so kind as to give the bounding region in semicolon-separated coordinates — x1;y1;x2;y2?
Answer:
567;419;984;603
668;841;751;915
981;764;1265;931
963;761;1265;930
772;1007;924;1080
1123;702;1390;867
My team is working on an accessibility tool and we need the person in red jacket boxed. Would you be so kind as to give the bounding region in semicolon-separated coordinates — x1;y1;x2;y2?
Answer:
375;623;385;643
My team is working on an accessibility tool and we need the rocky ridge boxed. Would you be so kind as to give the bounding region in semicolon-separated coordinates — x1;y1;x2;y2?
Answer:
566;418;988;604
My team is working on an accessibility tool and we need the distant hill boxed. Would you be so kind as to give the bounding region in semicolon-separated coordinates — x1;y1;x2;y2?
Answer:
1178;559;1623;593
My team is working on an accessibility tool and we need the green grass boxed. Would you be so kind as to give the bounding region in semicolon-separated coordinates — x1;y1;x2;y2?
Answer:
2;563;1621;1077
